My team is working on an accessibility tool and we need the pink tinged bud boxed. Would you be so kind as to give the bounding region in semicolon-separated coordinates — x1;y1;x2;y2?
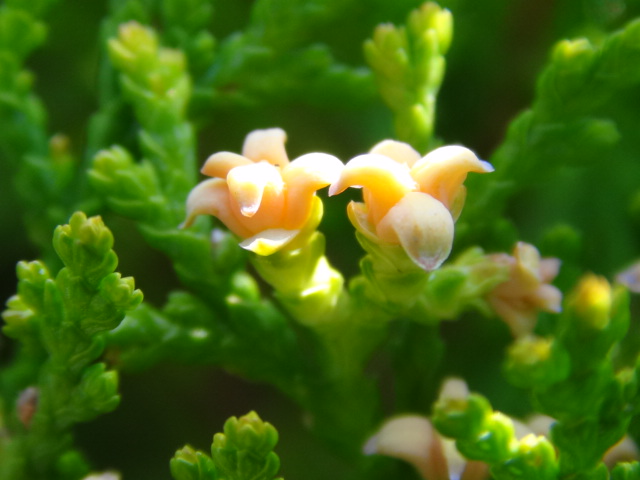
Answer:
488;242;562;336
242;128;289;166
17;386;38;428
376;192;454;271
410;146;493;212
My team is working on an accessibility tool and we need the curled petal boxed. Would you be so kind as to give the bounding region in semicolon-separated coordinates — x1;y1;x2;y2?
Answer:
376;192;454;271
604;435;639;467
182;178;253;238
540;257;562;283
240;228;300;255
282;153;344;228
329;153;417;224
282;153;344;186
533;284;563;313
364;416;450;480
226;162;284;217
513;242;544;289
201;151;253;178
242;128;289;166
346;201;378;243
370;139;421;167
411;146;493;210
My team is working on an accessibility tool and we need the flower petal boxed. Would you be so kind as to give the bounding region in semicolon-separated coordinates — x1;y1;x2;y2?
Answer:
242;128;289;166
226;161;284;217
513;241;543;289
376;192;454;271
540;257;562;283
346;201;379;243
411;146;493;210
200;151;253;178
282;153;344;228
240;228;300;255
370;139;422;167
616;261;640;293
182;178;253;238
364;415;450;480
329;153;417;224
533;284;563;313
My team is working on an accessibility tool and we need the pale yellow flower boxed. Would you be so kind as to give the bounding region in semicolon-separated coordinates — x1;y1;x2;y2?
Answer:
183;128;343;255
329;140;493;270
487;242;562;336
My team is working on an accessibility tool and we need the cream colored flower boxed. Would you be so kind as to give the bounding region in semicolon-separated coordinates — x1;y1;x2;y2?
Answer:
487;242;562;336
183;128;343;255
364;379;488;480
366;377;638;480
329;140;492;270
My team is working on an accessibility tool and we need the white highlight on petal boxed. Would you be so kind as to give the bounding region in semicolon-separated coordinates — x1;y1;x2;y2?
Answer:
376;192;454;271
226;162;284;217
240;228;300;255
242;128;289;166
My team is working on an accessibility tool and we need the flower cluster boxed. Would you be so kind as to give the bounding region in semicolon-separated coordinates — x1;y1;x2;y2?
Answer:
365;378;638;480
184;129;492;270
183;128;343;255
486;242;562;336
330;139;493;270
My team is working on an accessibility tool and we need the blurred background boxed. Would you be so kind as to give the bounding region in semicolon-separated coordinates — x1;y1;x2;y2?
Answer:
2;0;640;478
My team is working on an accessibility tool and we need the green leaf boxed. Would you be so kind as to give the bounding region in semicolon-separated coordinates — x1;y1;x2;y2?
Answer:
171;445;218;480
0;7;47;60
612;462;640;480
211;412;281;480
365;2;452;151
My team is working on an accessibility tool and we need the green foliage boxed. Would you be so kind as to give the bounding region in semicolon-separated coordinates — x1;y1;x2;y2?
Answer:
0;212;141;480
171;412;282;480
500;275;640;478
433;390;560;480
460;17;640;253
1;1;640;479
612;462;640;480
365;2;452;151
